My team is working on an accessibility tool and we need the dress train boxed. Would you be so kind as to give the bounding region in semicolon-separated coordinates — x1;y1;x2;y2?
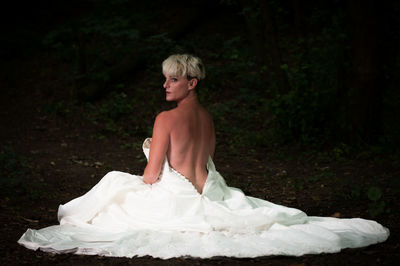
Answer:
18;138;389;258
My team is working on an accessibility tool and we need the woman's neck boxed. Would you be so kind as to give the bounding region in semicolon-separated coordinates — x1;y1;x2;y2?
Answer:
177;91;198;107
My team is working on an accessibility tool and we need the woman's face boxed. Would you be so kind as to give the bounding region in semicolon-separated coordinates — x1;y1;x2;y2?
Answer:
163;75;191;102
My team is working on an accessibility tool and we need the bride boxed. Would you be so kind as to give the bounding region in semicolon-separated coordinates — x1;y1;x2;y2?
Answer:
143;54;214;194
18;54;389;259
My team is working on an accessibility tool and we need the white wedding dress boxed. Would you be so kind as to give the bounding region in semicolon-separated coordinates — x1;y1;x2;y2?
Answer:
18;138;389;259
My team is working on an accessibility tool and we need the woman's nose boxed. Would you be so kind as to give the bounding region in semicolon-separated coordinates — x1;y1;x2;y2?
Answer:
163;80;168;88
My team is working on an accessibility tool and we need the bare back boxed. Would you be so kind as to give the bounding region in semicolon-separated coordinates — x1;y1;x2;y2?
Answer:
143;72;215;192
167;102;215;193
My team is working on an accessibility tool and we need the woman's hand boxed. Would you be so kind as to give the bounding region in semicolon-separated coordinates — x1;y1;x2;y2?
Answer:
143;176;158;184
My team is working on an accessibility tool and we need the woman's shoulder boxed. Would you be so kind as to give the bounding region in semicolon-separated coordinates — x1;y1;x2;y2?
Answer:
153;109;179;129
156;105;212;124
153;111;171;128
156;109;178;121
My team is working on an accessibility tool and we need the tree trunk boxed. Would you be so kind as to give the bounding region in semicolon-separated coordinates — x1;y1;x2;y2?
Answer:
259;1;290;93
240;1;267;65
292;0;305;39
240;0;290;94
347;0;381;143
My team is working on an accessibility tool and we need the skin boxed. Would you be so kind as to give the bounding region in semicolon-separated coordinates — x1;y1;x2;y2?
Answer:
143;74;215;194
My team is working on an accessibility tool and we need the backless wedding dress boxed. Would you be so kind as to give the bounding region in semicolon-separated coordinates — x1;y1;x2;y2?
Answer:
18;138;389;259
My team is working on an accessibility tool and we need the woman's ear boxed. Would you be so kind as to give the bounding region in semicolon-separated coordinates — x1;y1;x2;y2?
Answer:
188;78;198;90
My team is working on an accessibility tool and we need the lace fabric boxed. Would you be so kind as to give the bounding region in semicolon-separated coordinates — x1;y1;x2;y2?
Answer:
169;167;202;194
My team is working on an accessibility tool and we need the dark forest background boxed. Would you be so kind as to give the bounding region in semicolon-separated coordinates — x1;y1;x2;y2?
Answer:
1;0;399;265
2;0;399;149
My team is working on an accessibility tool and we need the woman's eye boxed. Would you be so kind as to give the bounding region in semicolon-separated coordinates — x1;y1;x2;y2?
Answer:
171;78;178;82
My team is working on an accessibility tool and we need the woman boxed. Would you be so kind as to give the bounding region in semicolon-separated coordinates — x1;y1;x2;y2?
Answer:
18;54;389;259
143;54;215;195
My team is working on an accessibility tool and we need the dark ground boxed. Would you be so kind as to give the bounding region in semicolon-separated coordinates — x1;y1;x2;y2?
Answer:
1;48;400;266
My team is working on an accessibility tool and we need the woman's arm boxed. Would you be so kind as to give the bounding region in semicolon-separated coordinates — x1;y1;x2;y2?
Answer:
143;112;170;184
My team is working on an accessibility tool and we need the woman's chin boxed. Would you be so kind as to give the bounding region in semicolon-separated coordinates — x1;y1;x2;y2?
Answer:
166;94;177;102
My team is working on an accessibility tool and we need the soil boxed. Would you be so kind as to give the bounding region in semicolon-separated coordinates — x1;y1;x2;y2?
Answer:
1;54;399;266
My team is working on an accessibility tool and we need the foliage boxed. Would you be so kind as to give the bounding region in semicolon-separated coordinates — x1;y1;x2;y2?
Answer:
367;186;386;217
33;0;400;155
83;90;160;138
40;101;73;118
266;11;349;145
42;1;156;86
341;179;386;217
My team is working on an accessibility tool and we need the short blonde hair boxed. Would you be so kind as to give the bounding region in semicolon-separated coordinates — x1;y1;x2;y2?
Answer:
162;54;206;80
